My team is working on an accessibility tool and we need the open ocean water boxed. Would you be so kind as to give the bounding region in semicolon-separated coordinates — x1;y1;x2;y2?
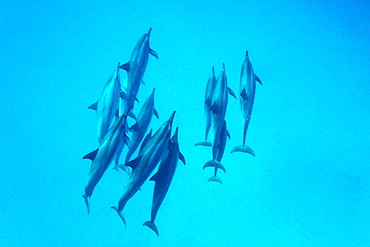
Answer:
1;1;369;246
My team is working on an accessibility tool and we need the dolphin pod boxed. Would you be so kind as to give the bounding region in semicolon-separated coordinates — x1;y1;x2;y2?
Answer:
196;51;261;183
82;29;186;236
82;29;263;236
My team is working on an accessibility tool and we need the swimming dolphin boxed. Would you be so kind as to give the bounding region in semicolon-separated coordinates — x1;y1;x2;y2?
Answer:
82;111;129;214
143;127;185;236
88;63;121;144
125;89;159;164
231;51;261;156
111;112;175;227
119;28;158;114
196;66;235;147
203;120;228;184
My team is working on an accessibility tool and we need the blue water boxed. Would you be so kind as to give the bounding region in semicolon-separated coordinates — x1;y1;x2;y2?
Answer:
1;1;369;246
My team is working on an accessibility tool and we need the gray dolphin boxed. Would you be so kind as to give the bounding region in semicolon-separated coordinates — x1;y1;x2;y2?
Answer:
119;28;158;114
203;120;228;184
111;112;175;227
231;51;261;156
82;112;129;214
125;89;159;164
143;127;185;236
88;63;121;144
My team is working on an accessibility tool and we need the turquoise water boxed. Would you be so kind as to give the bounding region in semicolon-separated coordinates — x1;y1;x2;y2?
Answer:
1;1;369;246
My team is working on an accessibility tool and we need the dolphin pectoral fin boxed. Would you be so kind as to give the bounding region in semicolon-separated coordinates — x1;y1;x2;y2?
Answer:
254;74;262;85
88;101;98;111
153;108;159;119
82;194;90;214
230;145;255;157
226;130;231;139
143;221;159;237
179;151;186;165
228;87;237;99
111;206;126;228
119;62;130;71
83;148;99;161
195;141;212;147
208;176;223;184
150;49;158;59
203;160;226;173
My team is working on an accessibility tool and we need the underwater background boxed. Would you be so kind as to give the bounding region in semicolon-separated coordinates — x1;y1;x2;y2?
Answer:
1;0;369;246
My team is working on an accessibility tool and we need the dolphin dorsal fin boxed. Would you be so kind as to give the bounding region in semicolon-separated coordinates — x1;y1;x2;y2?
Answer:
119;62;130;71
240;88;248;100
88;101;98;111
83;148;99;161
125;156;141;170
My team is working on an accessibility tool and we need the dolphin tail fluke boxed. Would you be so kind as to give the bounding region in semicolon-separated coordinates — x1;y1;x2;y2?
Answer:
143;221;159;237
82;194;90;214
208;176;223;184
195;141;212;147
111;206;126;229
230;145;255;157
203;160;226;173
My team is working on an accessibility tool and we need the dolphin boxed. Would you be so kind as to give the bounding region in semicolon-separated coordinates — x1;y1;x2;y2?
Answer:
82;111;129;214
143;127;185;236
203;120;228;184
125;89;159;164
119;28;158;114
88;63;121;144
111;112;175;227
231;51;261;156
196;66;236;147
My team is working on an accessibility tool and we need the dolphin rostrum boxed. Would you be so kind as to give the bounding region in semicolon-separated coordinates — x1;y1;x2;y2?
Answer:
143;127;185;236
111;112;175;227
231;51;261;156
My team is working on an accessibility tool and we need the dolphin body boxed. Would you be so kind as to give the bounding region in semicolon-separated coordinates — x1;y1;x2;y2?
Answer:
196;66;235;147
111;112;175;227
119;28;158;114
88;63;121;144
82;112;129;214
143;127;185;236
203;120;228;184
231;51;261;156
125;89;159;164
